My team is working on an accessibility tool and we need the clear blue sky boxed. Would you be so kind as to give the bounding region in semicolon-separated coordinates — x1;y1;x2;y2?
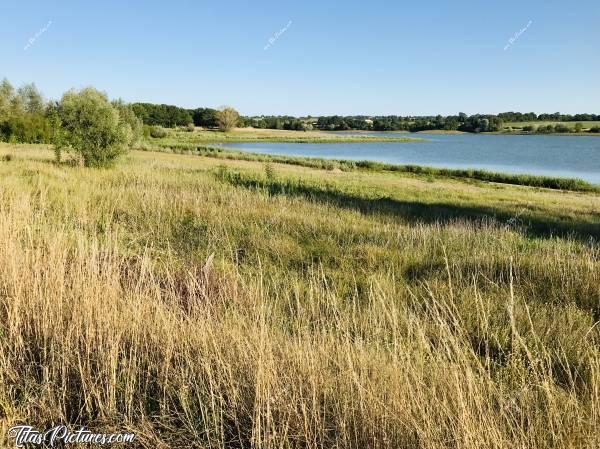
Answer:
1;0;599;116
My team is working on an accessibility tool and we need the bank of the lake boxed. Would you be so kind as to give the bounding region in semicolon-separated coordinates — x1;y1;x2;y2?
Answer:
208;132;600;185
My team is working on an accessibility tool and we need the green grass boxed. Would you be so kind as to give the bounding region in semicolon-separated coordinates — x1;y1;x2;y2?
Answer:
504;120;600;130
1;143;599;448
147;126;426;146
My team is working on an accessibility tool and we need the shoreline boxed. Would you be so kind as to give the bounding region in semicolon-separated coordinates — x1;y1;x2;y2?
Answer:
144;143;600;193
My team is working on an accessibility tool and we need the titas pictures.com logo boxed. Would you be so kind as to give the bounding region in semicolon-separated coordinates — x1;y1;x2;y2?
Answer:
8;425;135;447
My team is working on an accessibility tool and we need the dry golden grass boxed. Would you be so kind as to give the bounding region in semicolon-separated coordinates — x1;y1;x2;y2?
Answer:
0;144;599;448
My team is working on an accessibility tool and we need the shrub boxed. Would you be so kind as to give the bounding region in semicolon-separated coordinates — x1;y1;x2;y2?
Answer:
264;162;275;180
0;113;53;144
55;88;132;167
150;126;168;138
114;101;143;147
186;123;195;132
537;125;555;134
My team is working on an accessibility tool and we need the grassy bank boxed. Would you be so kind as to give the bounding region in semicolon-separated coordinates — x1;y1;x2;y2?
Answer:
505;120;600;129
500;120;600;135
149;126;426;145
149;143;600;193
1;144;599;448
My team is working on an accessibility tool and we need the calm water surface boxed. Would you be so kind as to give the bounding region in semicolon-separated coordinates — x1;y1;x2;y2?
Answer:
217;133;600;184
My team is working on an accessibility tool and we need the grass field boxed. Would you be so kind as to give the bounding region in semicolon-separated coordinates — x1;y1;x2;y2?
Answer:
149;126;425;146
1;143;599;448
504;120;600;130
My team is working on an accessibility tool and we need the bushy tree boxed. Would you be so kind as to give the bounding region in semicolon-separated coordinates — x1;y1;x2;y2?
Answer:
150;125;167;138
217;106;239;132
0;78;15;116
113;100;143;147
17;83;44;115
55;88;132;167
193;108;218;128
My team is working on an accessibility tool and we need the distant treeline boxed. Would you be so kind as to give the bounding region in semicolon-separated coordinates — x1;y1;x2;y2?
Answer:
126;103;600;134
237;113;600;134
3;78;600;142
130;103;219;128
120;100;600;134
315;114;504;133
311;113;600;133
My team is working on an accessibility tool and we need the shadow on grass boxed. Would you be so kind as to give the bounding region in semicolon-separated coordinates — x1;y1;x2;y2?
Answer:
218;171;600;243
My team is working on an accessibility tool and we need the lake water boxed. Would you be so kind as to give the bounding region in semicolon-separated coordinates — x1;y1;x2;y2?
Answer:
217;133;600;184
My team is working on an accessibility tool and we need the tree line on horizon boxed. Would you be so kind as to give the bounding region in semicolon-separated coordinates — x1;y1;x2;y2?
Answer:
126;104;600;134
2;78;600;145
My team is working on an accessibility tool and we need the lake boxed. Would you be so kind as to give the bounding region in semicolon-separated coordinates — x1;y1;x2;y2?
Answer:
218;133;600;184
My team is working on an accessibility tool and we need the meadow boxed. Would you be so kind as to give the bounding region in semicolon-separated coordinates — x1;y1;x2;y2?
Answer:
504;120;600;131
0;142;599;448
148;126;424;146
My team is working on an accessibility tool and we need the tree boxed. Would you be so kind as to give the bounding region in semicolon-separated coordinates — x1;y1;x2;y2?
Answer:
192;108;218;128
216;106;239;132
55;88;132;167
17;83;44;115
113;99;143;147
0;78;15;116
130;103;192;128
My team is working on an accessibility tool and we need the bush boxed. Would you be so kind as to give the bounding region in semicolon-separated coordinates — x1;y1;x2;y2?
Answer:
537;125;555;134
150;126;167;138
186;123;195;132
114;101;143;147
0;113;53;144
55;88;132;167
264;162;275;180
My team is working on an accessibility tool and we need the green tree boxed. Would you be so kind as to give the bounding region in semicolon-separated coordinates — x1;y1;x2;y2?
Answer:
17;83;44;114
55;88;132;167
0;78;15;116
113;100;143;147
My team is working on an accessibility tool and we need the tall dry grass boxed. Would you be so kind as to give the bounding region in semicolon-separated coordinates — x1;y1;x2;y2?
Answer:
0;148;599;448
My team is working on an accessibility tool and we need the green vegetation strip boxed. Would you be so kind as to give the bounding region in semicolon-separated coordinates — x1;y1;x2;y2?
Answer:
148;143;600;193
152;133;426;144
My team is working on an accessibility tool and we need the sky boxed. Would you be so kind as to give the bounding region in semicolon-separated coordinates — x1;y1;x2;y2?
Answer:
1;0;599;116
